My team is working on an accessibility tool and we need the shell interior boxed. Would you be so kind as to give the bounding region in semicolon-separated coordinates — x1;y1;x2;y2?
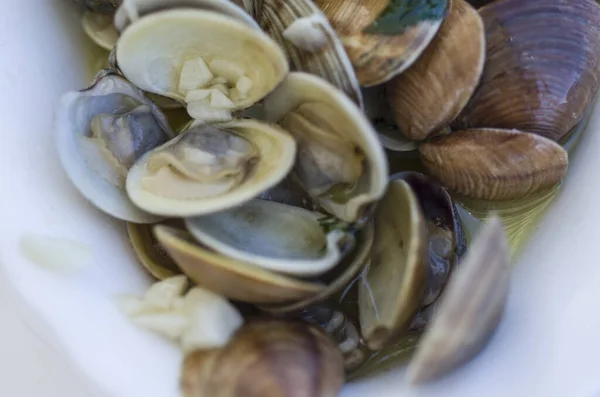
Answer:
185;199;350;276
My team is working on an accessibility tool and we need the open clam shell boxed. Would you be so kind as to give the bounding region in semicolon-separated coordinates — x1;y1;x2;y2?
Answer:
264;72;388;223
419;128;569;200
55;69;173;223
185;199;352;277
453;0;600;141
386;0;485;141
406;216;510;384
82;10;119;51
314;0;449;86
114;0;260;32
253;0;362;106
115;8;289;118
154;225;325;304
260;222;374;314
127;220;183;279
359;179;428;350
126;120;296;217
392;172;465;306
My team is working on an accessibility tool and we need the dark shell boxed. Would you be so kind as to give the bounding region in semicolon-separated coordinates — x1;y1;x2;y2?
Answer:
392;172;464;306
453;0;600;141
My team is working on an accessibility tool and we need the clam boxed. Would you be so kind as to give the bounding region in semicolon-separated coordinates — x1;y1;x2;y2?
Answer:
181;319;344;397
386;0;485;141
126;120;296;217
260;221;373;314
115;8;289;122
250;0;363;106
127;220;183;279
54;69;173;223
453;0;600;142
114;0;260;32
73;0;121;13
314;0;450;86
419;128;569;200
82;10;119;51
406;216;510;384
359;179;428;350
184;199;352;276
393;171;466;306
264;72;388;223
154;224;326;304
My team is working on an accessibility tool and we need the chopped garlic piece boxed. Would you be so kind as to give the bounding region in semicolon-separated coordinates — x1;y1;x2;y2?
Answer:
210;90;236;109
179;288;243;353
179;57;213;92
117;276;243;352
210;76;228;85
132;313;189;340
208;59;245;83
187;100;233;123
185;89;212;102
236;76;253;96
143;275;188;311
20;234;92;274
117;295;150;317
283;14;330;53
208;83;229;95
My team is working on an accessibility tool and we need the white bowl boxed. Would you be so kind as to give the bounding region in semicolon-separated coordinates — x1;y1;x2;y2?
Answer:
1;2;600;397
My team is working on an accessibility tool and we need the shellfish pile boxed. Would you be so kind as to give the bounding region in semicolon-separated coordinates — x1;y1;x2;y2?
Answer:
61;0;600;394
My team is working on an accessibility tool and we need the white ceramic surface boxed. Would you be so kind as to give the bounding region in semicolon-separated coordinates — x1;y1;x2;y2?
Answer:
1;1;600;397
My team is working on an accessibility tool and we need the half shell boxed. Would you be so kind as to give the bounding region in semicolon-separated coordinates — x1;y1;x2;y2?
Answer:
127;220;183;279
185;199;351;276
114;0;260;31
126;120;296;217
115;9;289;114
393;172;465;306
359;179;428;350
264;72;388;223
154;225;325;304
82;10;119;51
55;69;173;223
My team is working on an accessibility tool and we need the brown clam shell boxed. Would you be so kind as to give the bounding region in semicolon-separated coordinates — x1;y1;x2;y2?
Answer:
453;0;600;141
386;0;485;141
181;319;344;397
314;0;449;86
406;216;509;384
419;128;568;201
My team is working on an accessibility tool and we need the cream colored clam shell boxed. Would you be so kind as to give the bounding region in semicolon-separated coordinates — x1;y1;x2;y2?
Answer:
115;9;289;108
185;199;349;276
126;119;297;217
154;225;326;304
82;11;119;51
55;71;172;223
114;0;260;32
263;72;388;223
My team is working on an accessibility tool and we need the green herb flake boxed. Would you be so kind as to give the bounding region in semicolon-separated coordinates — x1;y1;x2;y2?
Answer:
365;0;449;36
